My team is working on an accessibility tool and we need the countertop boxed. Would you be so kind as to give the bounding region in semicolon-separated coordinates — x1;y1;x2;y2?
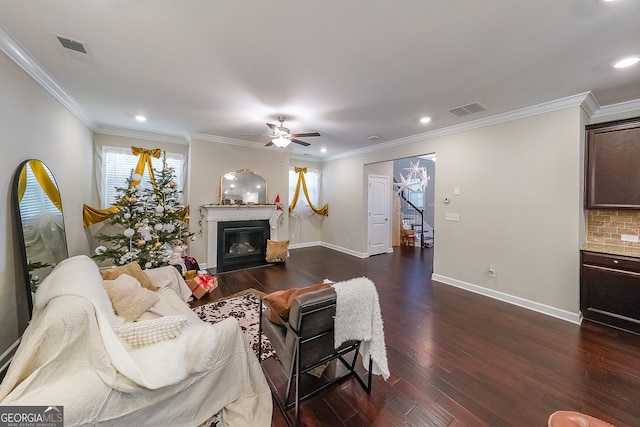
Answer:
581;242;640;258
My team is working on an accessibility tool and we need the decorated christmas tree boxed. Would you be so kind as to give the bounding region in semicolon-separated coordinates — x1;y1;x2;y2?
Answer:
142;154;191;262
93;153;191;269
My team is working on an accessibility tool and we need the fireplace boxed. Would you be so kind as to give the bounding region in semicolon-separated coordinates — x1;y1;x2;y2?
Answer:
201;204;282;270
217;220;270;272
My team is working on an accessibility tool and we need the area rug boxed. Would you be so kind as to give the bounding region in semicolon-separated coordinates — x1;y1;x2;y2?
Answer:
191;289;275;360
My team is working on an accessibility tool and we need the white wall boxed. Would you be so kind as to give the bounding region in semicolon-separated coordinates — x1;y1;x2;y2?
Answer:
322;107;585;318
320;156;371;257
0;51;93;367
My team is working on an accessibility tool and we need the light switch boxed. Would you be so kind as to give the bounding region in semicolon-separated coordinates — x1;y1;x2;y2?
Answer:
454;187;461;195
445;212;460;221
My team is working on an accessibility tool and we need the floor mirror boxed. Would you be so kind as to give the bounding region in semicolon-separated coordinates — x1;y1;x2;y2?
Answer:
12;159;68;316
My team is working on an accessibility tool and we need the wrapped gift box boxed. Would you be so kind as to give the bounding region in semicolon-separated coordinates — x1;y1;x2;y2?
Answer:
186;274;218;299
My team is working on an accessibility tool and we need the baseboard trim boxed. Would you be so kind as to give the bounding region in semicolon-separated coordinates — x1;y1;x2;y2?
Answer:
319;242;369;258
288;241;322;250
289;242;368;258
431;274;581;325
290;241;377;258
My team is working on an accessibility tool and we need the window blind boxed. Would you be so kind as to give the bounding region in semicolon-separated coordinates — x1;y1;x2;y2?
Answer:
102;146;184;208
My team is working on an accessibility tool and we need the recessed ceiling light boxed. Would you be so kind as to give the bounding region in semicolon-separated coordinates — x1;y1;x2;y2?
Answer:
135;115;147;122
320;147;327;153
613;56;640;68
419;116;432;124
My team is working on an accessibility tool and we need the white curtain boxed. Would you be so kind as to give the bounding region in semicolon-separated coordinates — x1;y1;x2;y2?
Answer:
94;142;106;208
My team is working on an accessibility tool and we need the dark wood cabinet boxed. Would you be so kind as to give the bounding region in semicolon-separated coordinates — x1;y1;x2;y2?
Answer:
581;250;640;334
585;117;640;209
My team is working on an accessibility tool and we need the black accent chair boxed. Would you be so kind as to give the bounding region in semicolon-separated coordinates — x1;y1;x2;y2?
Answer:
259;287;373;426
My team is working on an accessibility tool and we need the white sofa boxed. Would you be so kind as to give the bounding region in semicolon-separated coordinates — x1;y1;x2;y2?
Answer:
0;255;272;426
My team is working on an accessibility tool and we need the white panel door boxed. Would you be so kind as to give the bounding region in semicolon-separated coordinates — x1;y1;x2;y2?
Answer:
368;175;390;256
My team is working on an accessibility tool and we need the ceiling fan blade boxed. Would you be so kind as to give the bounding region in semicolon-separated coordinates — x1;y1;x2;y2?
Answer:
292;132;320;138
265;141;274;146
290;138;311;146
266;123;277;131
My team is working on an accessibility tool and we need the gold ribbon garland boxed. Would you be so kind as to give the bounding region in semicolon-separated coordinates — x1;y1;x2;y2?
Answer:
289;167;328;216
83;146;188;227
82;204;119;228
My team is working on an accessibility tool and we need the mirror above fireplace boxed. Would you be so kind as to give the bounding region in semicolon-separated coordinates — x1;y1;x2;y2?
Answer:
220;169;267;205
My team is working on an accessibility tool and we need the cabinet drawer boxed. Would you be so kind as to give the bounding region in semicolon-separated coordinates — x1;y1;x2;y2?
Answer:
581;251;640;273
581;264;640;333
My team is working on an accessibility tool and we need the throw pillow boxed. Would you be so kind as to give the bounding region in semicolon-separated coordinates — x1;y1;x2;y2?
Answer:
115;315;190;348
265;239;290;263
264;281;332;324
100;261;159;291
103;274;160;322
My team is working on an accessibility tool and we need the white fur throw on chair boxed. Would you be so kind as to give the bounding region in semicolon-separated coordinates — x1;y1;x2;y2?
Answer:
332;277;390;380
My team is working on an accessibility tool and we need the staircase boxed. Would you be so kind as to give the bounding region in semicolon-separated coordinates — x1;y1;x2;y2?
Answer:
398;190;433;247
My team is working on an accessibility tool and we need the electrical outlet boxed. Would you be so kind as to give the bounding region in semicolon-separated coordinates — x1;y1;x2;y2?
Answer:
488;266;496;278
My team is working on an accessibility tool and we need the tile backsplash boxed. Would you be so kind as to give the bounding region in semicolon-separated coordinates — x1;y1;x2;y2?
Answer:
586;210;640;249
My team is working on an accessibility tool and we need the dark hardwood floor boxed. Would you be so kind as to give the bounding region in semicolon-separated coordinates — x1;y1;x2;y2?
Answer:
193;246;640;427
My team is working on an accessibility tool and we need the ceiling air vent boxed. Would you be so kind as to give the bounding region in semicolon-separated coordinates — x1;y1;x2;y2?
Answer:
56;36;87;54
448;102;486;117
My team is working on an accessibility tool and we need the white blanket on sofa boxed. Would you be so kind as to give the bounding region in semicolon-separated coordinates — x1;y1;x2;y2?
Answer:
332;277;390;380
34;255;216;389
0;255;272;426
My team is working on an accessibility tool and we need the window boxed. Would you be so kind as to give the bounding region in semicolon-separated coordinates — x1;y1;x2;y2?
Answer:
100;146;185;208
288;167;320;216
407;179;424;208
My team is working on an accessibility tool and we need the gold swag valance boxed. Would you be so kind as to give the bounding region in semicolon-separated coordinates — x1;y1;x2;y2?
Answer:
82;146;188;227
289;167;328;216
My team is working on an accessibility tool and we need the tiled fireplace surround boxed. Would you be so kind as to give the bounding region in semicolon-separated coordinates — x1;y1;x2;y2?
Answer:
586;210;640;250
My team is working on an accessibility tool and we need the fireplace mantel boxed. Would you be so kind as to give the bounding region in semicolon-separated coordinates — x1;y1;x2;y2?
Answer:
201;204;283;269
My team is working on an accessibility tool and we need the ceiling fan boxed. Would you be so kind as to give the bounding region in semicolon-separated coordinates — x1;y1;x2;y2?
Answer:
265;115;320;148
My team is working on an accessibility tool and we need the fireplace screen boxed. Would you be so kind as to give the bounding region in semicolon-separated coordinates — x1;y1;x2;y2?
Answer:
217;220;269;271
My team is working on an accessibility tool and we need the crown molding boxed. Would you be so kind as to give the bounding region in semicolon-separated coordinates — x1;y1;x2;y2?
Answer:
0;23;95;129
189;132;265;147
580;92;600;117
95;126;190;145
189;132;323;161
326;92;593;162
591;98;640;120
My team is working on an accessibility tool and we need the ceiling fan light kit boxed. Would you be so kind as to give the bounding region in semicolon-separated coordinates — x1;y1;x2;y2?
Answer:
272;136;291;148
265;115;320;148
